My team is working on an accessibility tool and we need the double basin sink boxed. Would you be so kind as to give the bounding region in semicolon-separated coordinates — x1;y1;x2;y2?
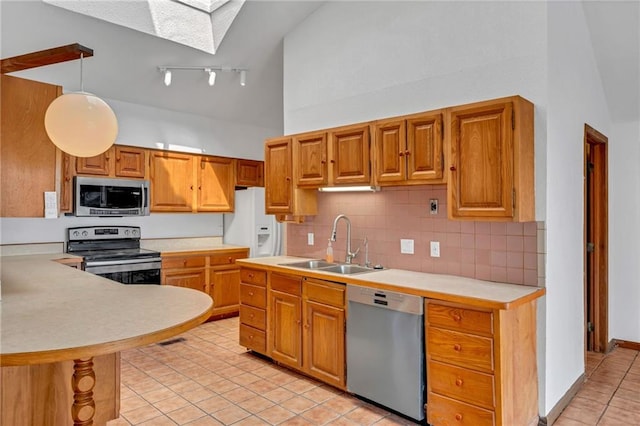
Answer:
280;259;381;275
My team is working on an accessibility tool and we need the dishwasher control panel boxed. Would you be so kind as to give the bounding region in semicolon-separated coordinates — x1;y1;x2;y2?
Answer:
346;284;423;315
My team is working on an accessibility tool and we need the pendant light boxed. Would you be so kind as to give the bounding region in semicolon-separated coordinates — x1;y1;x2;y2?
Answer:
44;54;118;157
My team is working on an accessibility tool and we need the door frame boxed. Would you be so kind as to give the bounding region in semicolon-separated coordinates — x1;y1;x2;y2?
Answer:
583;124;609;353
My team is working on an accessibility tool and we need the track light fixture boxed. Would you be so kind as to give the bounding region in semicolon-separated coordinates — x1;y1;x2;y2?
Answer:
158;66;247;87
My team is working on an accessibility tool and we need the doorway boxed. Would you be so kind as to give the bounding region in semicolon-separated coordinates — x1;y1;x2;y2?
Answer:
584;124;608;353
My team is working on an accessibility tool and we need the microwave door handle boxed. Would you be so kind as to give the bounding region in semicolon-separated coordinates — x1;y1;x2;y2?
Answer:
141;183;146;209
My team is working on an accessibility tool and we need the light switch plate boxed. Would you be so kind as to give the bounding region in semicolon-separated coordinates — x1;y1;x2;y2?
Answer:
430;241;440;257
307;233;314;246
400;239;414;254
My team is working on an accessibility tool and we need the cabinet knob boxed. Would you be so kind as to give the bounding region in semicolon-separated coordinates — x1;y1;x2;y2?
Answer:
450;165;456;171
455;413;463;421
321;159;326;164
330;159;336;164
455;378;463;387
183;260;187;266
285;177;291;181
453;344;462;352
248;273;254;278
304;323;310;329
296;320;301;325
399;152;405;157
190;185;194;190
405;150;411;156
249;292;254;296
453;313;462;322
228;257;232;263
249;313;254;318
249;335;254;340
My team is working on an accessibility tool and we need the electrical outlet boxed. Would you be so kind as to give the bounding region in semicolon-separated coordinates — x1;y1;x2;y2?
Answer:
430;199;438;215
400;239;414;254
307;233;314;246
430;241;440;257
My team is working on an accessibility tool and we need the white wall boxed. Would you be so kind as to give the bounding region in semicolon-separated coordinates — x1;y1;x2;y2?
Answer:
609;119;640;341
108;98;279;160
545;0;611;414
284;0;548;220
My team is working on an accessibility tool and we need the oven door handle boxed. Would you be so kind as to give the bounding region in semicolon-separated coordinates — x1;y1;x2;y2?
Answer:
85;258;161;267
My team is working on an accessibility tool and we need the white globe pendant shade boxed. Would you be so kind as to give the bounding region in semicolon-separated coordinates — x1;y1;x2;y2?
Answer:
44;92;118;157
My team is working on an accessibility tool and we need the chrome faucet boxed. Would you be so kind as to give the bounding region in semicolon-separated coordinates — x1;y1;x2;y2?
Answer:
330;214;359;264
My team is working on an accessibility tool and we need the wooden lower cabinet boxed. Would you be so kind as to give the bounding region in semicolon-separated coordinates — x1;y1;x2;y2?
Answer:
162;249;248;319
269;273;303;368
426;299;538;426
239;268;268;354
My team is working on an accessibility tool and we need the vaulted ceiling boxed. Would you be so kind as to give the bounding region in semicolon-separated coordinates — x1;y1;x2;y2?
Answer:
1;1;637;131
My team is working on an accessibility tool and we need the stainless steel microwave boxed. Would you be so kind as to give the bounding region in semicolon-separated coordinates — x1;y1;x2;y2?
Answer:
74;176;150;216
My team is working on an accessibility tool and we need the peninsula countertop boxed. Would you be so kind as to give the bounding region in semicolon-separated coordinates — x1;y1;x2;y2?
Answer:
237;255;545;310
0;254;213;366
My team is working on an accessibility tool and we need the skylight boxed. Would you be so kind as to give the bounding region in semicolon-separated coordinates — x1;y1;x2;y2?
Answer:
43;0;245;55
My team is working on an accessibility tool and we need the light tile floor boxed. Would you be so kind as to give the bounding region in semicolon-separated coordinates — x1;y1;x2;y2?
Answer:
107;317;640;426
555;346;640;425
107;317;418;425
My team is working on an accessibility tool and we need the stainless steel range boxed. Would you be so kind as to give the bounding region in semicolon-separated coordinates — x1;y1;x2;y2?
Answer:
67;226;161;285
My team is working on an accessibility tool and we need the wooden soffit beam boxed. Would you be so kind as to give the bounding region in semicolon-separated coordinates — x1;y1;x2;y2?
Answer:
1;43;93;74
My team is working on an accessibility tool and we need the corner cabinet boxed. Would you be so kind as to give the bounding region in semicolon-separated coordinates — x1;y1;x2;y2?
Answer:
447;96;534;221
426;299;539;426
373;111;444;186
264;136;317;222
236;159;264;187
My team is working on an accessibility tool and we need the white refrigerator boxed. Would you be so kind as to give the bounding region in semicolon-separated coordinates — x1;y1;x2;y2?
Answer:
223;187;281;257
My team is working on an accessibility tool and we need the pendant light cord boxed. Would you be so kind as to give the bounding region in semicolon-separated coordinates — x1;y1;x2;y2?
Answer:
80;53;84;92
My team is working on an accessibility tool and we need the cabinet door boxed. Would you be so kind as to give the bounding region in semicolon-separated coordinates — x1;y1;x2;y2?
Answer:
407;112;443;182
329;124;371;185
115;146;146;178
76;147;113;176
60;152;75;213
1;75;60;217
264;137;293;214
293;131;328;187
149;151;194;212
236;159;264;187
269;290;302;368
373;119;406;184
448;101;514;219
162;269;206;292
197;156;235;212
303;300;345;388
210;267;241;316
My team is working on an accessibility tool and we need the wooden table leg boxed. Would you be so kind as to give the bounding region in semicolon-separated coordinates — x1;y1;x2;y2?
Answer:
72;358;96;426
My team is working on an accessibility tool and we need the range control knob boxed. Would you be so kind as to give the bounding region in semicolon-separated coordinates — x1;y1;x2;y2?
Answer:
82;231;88;237
124;229;130;236
73;231;80;237
133;229;139;236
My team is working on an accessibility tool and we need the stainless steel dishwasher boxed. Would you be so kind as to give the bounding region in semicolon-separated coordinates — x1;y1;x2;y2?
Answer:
346;284;424;422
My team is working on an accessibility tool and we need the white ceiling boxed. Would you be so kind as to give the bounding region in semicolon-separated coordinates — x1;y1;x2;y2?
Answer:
1;1;638;131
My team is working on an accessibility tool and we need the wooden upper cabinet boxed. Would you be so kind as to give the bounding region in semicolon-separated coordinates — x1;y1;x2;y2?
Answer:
149;151;194;212
294;131;328;187
1;75;61;217
60;152;75;213
373;111;443;185
197;156;235;212
329;124;371;185
114;146;146;178
236;159;264;187
76;149;113;176
447;96;534;222
265;137;294;214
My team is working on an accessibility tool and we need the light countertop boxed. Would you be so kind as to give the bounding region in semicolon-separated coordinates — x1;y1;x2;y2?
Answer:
141;237;248;254
0;254;212;366
238;256;545;310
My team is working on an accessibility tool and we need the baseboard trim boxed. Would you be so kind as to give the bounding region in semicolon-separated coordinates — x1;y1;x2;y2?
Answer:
615;339;640;351
538;373;586;426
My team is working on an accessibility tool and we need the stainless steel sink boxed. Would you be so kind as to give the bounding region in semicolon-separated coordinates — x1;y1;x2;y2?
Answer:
281;259;336;269
320;264;378;275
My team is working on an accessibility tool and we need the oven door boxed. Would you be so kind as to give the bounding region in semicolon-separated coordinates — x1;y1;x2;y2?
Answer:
85;259;161;285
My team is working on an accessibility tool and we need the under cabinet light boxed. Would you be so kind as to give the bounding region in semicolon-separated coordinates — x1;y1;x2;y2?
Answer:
318;186;380;193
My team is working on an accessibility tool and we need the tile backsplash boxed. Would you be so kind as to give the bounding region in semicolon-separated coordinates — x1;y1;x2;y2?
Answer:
285;185;544;287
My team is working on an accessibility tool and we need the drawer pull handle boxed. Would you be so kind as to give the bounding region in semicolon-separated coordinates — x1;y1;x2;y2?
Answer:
453;344;462;352
453;313;462;322
249;314;254;318
249;335;253;340
228;257;232;263
455;413;463;421
455;378;463;387
249;292;254;296
248;273;254;278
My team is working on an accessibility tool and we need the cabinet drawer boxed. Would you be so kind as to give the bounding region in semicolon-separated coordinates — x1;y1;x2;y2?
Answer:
429;360;495;409
271;273;301;296
239;324;266;353
427;302;493;335
240;268;267;286
428;327;494;372
428;393;494;426
162;256;206;269
303;279;345;308
240;305;266;330
210;252;247;266
240;283;267;308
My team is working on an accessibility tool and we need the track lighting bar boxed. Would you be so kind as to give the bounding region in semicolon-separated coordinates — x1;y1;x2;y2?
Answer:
158;66;247;87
